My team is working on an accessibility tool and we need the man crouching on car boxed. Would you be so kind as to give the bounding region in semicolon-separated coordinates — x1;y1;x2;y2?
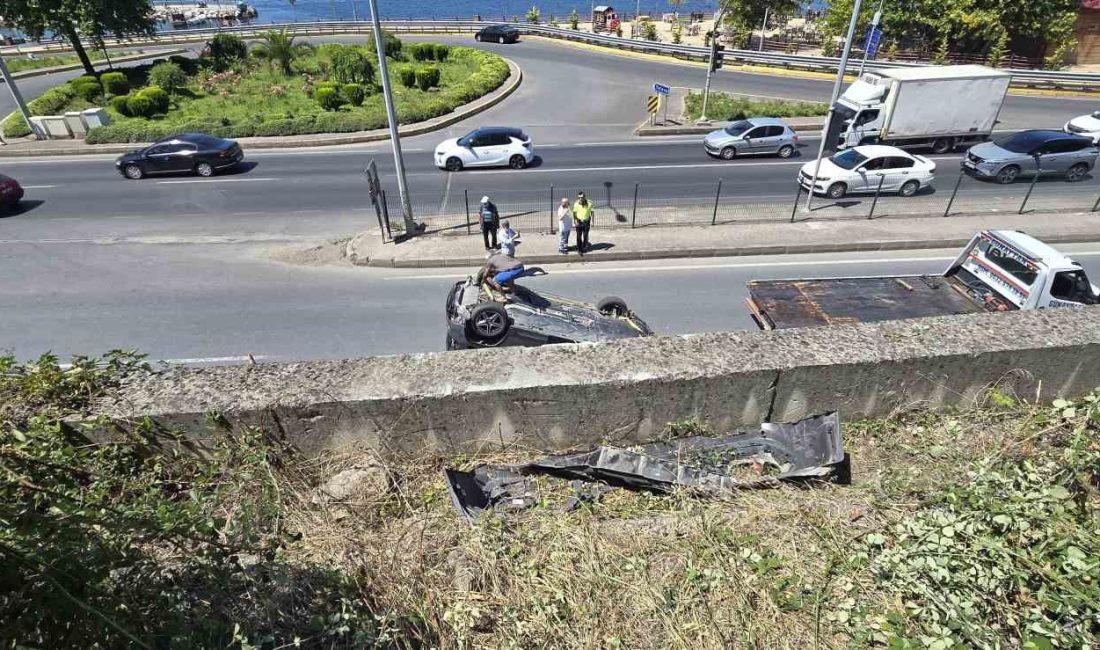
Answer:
479;251;525;295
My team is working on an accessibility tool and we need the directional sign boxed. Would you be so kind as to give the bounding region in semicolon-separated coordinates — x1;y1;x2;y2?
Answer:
647;95;660;113
864;26;883;58
653;82;671;96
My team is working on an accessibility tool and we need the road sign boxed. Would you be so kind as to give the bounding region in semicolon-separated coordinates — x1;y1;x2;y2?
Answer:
647;95;660;113
864;26;883;58
653;82;671;96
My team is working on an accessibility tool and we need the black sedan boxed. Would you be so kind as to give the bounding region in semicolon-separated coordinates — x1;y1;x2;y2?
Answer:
446;277;652;350
474;24;521;44
115;132;244;180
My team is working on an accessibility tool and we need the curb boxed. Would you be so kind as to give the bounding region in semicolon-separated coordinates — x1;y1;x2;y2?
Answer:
6;49;189;80
0;56;523;157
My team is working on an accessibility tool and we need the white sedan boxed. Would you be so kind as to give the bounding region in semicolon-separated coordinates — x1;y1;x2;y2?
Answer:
798;145;936;199
1064;110;1100;144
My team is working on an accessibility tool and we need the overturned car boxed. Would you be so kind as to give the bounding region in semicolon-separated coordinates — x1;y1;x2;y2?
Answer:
445;276;653;350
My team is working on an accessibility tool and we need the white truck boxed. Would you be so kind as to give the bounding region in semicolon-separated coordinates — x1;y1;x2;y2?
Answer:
834;65;1011;154
746;230;1099;330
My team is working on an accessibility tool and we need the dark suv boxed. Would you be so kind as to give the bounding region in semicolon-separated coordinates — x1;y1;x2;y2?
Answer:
963;130;1098;184
475;25;521;43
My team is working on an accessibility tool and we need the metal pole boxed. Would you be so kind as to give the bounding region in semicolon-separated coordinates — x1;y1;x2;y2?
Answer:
367;0;415;232
804;0;864;211
464;188;471;234
758;7;768;52
943;172;964;217
0;52;42;141
868;173;885;219
857;3;883;77
698;6;726;123
791;183;802;222
549;184;555;233
711;179;723;225
1091;190;1100;213
1019;160;1040;215
632;182;639;228
100;42;114;70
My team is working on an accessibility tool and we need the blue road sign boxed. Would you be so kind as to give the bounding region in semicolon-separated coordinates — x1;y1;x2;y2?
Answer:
864;26;883;58
653;82;671;96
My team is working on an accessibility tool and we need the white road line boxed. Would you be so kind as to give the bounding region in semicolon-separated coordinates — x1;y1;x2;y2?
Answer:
21;184;56;189
156;177;279;184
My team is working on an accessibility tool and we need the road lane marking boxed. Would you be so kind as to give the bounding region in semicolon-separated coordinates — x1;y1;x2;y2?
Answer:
21;184;56;189
156;177;279;184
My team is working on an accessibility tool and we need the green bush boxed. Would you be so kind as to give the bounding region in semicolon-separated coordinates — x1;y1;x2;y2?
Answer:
314;86;344;111
415;65;440;91
168;54;200;75
368;29;402;58
408;42;433;62
1;84;77;137
109;94;132;117
342;83;366;106
327;45;375;85
208;33;248;70
100;71;130;96
433;44;451;61
69;77;103;102
397;65;416;88
125;94;156;118
147;61;187;94
138;86;170;113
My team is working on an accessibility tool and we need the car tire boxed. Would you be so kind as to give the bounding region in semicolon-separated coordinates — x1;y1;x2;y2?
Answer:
509;155;527;169
498;36;504;44
777;144;794;158
195;161;215;177
445;157;463;172
898;180;920;197
475;33;481;41
124;164;144;180
996;165;1020;184
930;138;953;154
720;146;736;160
467;303;509;345
1066;163;1089;182
597;296;629;317
826;182;847;199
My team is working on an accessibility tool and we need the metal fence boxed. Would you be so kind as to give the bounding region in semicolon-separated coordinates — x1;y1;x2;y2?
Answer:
376;170;1100;239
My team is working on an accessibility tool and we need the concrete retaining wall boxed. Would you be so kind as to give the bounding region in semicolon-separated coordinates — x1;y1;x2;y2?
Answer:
98;307;1100;458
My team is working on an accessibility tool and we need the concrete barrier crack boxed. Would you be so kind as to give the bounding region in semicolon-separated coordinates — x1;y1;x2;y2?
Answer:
763;370;782;423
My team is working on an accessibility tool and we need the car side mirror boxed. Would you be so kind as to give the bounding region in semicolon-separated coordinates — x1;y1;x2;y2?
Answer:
856;166;866;172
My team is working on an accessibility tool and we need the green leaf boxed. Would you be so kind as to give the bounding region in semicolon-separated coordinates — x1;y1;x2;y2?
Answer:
1052;398;1071;409
1046;485;1071;500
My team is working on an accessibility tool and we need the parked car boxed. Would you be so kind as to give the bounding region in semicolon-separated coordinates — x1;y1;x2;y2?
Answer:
434;126;534;171
446;277;653;350
798;145;936;199
963;130;1098;184
0;173;24;213
474;24;521;43
115;132;244;180
704;117;798;160
1064;110;1100;144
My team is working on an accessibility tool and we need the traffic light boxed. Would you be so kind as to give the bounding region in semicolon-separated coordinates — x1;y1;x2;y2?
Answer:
709;39;725;72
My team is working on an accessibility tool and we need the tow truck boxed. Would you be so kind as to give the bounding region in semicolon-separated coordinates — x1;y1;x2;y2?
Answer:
746;230;1098;330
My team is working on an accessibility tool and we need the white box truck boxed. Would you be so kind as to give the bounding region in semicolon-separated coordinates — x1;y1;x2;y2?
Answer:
834;65;1011;154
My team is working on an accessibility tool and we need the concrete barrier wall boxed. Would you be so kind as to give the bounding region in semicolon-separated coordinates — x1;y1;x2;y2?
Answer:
99;307;1100;457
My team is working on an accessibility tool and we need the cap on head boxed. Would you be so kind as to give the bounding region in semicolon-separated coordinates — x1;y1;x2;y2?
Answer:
481;196;490;203
577;191;585;198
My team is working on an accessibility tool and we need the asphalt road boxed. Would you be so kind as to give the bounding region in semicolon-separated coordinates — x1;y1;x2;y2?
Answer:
3;242;1100;363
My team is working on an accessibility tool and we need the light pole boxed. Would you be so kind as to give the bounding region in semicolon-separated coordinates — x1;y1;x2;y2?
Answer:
0;51;42;141
758;6;768;52
367;0;416;232
804;0;863;210
697;4;727;123
857;0;884;76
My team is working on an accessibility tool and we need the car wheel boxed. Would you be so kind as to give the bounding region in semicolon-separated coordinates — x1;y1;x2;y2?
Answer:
720;146;736;160
124;164;144;180
1066;163;1089;182
996;165;1020;184
898;180;920;197
475;33;481;41
930;138;953;154
467;303;509;345
445;157;463;172
508;155;527;169
597;296;629;317
498;36;504;44
826;182;847;199
777;144;794;158
195;161;215;177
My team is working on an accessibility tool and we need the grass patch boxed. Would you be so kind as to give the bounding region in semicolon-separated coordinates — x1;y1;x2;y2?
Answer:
684;90;827;122
4;350;1099;647
5;50;143;74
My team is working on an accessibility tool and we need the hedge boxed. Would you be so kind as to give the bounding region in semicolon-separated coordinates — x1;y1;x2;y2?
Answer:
415;66;440;91
315;87;343;111
109;95;132;117
138;86;170;114
343;83;366;106
397;66;416;88
101;72;130;96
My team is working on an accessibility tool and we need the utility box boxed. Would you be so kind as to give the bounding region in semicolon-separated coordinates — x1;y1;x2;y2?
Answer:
39;115;73;139
64;111;87;138
81;107;110;130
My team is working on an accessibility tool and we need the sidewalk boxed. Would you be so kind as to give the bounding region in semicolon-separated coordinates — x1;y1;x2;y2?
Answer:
348;209;1100;267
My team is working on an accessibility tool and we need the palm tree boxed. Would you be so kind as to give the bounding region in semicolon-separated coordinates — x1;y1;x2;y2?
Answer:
252;29;312;76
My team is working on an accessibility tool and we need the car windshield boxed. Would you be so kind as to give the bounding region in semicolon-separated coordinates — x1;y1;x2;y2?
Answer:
457;130;478;146
995;132;1046;154
829;149;868;170
724;120;753;136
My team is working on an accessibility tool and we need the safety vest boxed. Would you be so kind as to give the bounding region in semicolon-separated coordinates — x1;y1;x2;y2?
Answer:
572;201;592;222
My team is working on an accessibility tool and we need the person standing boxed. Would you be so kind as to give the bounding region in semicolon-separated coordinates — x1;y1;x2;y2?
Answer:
478;195;499;251
571;191;593;255
556;197;572;254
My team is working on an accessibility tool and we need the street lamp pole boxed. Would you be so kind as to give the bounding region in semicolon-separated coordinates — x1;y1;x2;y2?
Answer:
367;0;416;232
857;0;884;76
758;6;768;52
804;0;863;211
697;4;726;123
0;51;42;141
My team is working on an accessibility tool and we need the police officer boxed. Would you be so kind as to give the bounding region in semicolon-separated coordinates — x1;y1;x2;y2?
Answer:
571;191;593;255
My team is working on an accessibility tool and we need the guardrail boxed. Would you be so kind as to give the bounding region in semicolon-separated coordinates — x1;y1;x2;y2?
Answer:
3;19;1097;90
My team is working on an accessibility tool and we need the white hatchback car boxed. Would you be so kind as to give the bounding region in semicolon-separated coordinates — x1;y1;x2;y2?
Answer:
798;145;936;199
434;127;534;171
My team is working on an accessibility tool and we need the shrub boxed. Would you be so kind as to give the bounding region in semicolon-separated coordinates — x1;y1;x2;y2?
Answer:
526;5;540;23
408;42;433;62
342;83;366;106
148;61;187;94
125;94;155;118
415;66;440;91
109;94;132;117
70;77;103;102
100;71;130;96
642;20;659;41
208;33;248;70
432;44;451;61
397;65;416;88
368;29;402;59
314;86;344;111
138;86;170;113
168;54;200;75
327;45;375;85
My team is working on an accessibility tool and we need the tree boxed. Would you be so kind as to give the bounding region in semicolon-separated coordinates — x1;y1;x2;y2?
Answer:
251;29;312;76
287;0;297;22
526;6;541;24
0;0;155;76
668;0;799;48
